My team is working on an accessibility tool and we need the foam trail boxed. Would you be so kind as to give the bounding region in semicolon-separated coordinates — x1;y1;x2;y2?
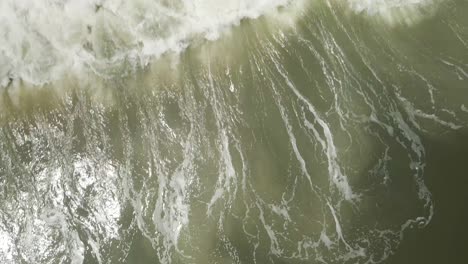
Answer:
271;55;355;201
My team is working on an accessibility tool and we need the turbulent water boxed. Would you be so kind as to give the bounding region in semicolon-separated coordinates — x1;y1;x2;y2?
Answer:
0;0;467;263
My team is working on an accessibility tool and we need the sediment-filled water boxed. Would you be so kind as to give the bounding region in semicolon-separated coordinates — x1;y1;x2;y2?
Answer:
0;0;467;263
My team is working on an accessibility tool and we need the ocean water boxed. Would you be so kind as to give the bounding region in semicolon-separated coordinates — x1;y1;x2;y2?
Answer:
0;0;467;263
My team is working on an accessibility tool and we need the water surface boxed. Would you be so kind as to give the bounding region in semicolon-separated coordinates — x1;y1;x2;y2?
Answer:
0;0;467;263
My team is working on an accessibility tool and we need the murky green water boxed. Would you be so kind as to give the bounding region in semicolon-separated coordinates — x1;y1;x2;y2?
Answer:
0;0;467;263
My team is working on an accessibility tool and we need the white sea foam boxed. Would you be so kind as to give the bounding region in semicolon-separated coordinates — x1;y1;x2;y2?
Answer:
0;229;14;263
0;0;294;88
345;0;436;25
